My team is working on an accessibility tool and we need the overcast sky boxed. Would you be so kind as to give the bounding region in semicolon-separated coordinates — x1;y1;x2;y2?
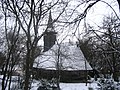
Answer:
37;0;120;45
86;0;119;26
63;0;120;42
1;0;118;45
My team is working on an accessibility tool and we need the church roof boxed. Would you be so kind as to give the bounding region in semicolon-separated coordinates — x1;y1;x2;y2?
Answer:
33;42;92;70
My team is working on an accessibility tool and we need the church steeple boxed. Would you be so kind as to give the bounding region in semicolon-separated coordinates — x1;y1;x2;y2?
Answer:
47;10;54;31
43;11;57;52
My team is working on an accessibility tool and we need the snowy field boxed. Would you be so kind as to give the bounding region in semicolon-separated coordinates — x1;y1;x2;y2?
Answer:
31;82;99;90
0;75;99;90
60;83;98;90
31;79;99;90
1;75;120;90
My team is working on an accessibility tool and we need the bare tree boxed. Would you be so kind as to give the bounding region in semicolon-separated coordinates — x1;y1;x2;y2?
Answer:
82;14;120;80
99;15;120;80
1;0;70;90
0;6;23;89
0;0;119;89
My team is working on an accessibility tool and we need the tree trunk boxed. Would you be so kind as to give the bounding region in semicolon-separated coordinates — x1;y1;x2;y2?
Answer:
24;48;31;90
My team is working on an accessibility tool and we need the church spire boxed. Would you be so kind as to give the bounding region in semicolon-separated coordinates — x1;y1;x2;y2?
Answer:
47;10;54;31
43;10;57;52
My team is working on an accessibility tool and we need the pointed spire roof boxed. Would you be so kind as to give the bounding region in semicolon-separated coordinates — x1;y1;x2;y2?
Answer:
47;10;54;30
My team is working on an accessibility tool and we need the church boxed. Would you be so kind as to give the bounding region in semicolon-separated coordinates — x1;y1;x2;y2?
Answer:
33;11;92;82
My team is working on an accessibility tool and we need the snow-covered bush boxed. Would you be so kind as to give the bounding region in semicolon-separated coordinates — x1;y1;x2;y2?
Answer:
96;75;120;90
37;78;58;90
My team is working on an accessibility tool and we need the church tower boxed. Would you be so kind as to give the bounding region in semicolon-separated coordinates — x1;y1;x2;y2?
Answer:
43;11;57;52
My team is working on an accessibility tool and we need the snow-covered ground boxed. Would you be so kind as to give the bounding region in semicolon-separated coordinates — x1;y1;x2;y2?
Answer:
31;81;99;90
1;75;120;90
0;75;98;90
60;83;98;90
61;83;99;90
30;78;99;90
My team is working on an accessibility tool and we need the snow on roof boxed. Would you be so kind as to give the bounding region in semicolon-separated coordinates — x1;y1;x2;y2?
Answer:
33;42;92;70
